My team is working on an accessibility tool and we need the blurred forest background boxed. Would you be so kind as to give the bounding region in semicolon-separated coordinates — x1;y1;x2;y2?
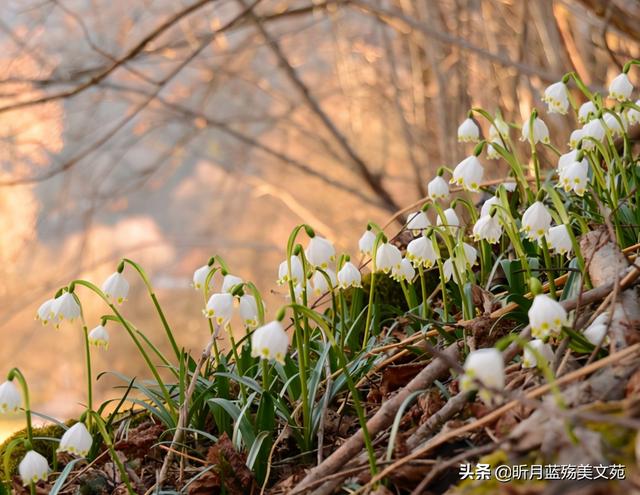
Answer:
1;0;639;440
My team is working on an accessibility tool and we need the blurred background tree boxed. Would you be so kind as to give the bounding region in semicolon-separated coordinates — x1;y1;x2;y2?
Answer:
0;0;638;436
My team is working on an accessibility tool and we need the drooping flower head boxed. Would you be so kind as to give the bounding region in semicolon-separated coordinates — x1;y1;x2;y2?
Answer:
542;81;569;114
522;339;554;369
583;313;610;347
375;242;402;273
460;348;505;404
451;156;484;192
521;116;550;144
101;272;129;304
528;293;568;339
221;274;243;294
358;230;376;256
305;236;335;269
521;201;552;242
0;380;21;413
19;451;49;486
337;262;362;289
311;268;336;296
578;101;597;124
239;294;261;329
545;224;572;256
192;264;214;291
427;176;449;200
251;320;289;364
277;255;304;285
88;325;109;349
58;422;93;457
406;211;430;235
35;298;56;325
51;292;81;324
457;117;480;143
608;73;633;101
436;207;460;234
390;258;415;283
559;159;589;196
406;235;437;269
472;215;502;244
204;292;234;326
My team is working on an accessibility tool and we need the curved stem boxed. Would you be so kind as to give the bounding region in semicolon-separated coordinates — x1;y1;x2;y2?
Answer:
72;280;177;419
7;369;32;447
122;259;180;360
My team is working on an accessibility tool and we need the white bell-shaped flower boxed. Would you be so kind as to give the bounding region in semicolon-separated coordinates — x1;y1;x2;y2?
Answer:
582;119;605;150
529;294;568;339
457;118;480;142
204;292;234;326
239;294;260;329
626;100;640;125
568;128;584;149
278;255;304;285
522;339;554;369
311;268;336;295
451;156;484;192
486;141;501;160
557;150;579;174
578;101;597;124
358;230;376;256
480;196;500;218
36;298;56;325
0;380;21;413
251;321;289;364
337;262;362;289
472;215;502;244
460;348;505;404
461;242;478;267
437;208;460;233
521;116;550;144
221;274;243;294
427;176;449;200
88;325;109;349
583;313;610;346
406;211;430;234
542;82;569;114
545;225;572;256
503;182;517;192
603;112;626;138
305;236;335;269
192;265;214;291
608;73;633;101
560;159;589;196
391;258;415;282
19;451;49;486
489;118;509;140
375;243;402;273
521;201;552;242
58;422;93;457
406;235;437;269
101;272;129;304
442;258;454;282
51;292;81;323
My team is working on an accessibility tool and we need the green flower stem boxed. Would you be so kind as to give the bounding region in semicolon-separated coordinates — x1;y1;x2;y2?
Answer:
80;318;93;426
363;232;386;349
88;412;135;495
418;265;428;319
227;328;247;401
7;369;32;447
290;304;378;477
539;237;557;298
72;280;177;419
122;259;180;361
435;259;450;322
261;359;270;392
